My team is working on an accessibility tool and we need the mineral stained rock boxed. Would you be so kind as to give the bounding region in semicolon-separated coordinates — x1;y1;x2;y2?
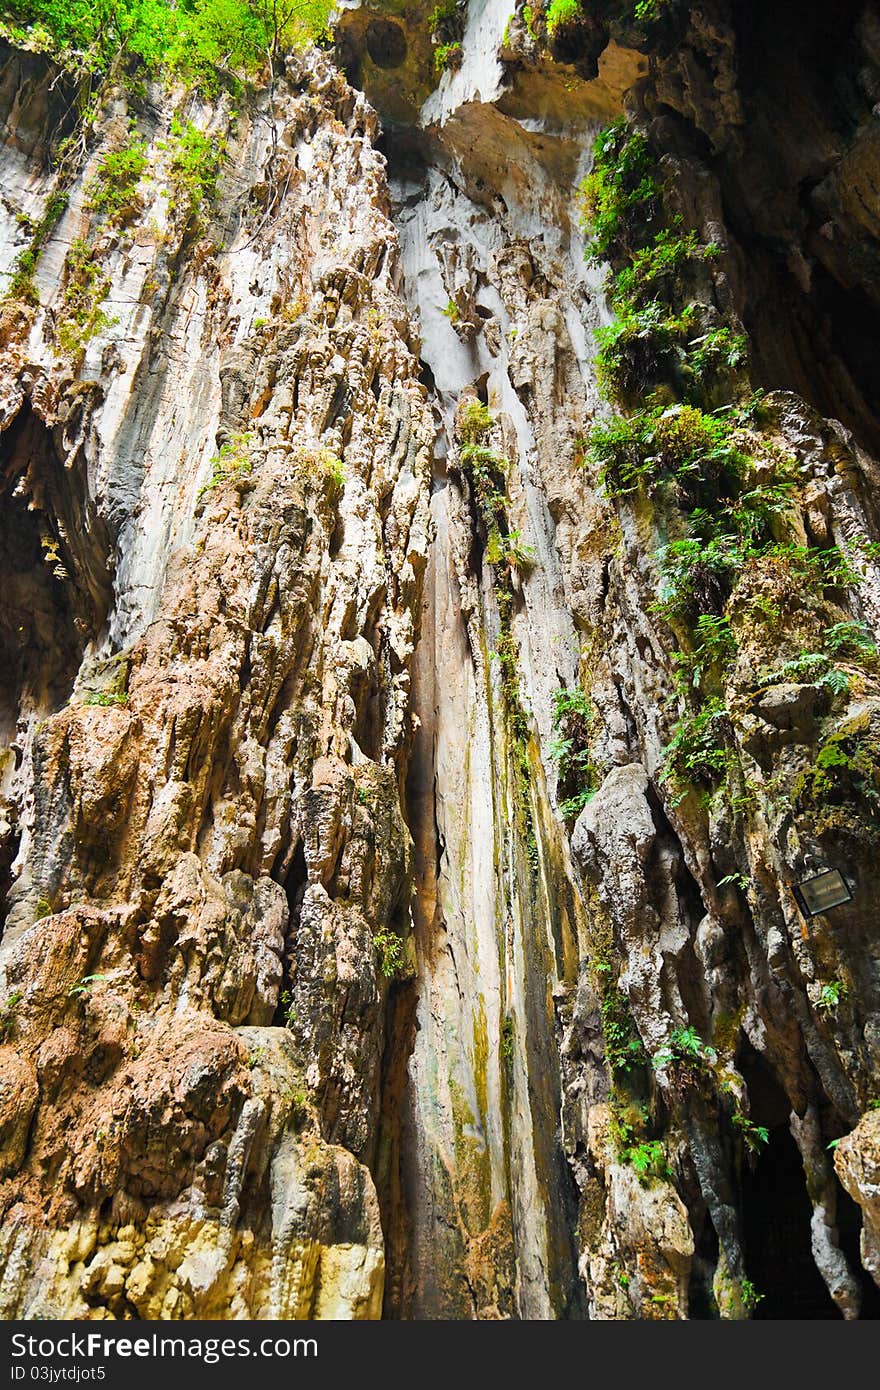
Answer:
2;0;880;1321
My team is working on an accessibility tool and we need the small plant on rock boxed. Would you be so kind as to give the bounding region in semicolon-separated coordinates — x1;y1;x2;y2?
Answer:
68;973;107;998
653;1025;717;1089
374;927;405;979
731;1112;769;1153
740;1278;764;1315
0;990;23;1041
85;137;148;222
627;1138;671;1184
816;980;847;1014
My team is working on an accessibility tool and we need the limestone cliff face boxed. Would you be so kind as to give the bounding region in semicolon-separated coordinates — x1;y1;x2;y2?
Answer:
2;0;880;1321
0;41;431;1317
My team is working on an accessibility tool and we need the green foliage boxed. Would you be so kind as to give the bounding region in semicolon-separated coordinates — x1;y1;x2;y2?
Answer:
2;0;334;82
374;926;405;979
486;527;535;574
626;1138;671;1184
551;686;592;725
673;614;735;693
824;620;877;660
633;0;669;19
611;228;708;306
460;400;493;441
600;982;647;1075
522;4;539;40
652;1025;717;1074
550;685;596;820
441;297;461;324
34;896;53;920
660;698;735;805
0;989;23;1041
816;979;847;1013
731;1111;769;1153
56;236;112;355
755;648;852;698
586;403;738;499
200;430;253;496
85;137;147;221
163;118;224;225
434;41;462;72
579;120;660;260
5;189;69;304
546;0;579;32
280;1080;309;1126
594;297;696;402
68;972;107;998
278;987;296;1028
740;1278;764;1315
291;443;345;494
81;690;128;707
688;326;748;378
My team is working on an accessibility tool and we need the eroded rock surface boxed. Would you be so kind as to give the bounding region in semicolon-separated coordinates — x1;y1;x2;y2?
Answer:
2;0;880;1322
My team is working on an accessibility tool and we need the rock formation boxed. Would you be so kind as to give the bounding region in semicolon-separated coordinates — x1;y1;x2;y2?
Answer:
1;0;880;1320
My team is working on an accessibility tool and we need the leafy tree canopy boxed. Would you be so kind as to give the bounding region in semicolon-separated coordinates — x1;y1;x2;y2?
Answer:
0;0;333;79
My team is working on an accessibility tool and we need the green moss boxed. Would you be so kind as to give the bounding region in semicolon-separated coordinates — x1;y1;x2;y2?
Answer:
500;1013;515;1064
473;998;489;1122
81;690;128;707
460;400;493;440
448;1076;493;1236
792;711;880;841
291;443;345;495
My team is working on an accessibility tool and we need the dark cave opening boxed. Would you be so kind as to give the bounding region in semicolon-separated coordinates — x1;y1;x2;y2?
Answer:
0;406;102;938
0;419;84;739
724;0;880;454
741;1120;841;1320
737;1045;880;1319
0;826;21;945
271;839;307;1027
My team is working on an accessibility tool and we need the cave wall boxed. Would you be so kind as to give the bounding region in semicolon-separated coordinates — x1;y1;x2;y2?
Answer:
0;0;880;1321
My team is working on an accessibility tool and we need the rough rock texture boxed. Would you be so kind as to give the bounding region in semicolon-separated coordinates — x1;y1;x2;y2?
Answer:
0;41;430;1317
2;0;880;1322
